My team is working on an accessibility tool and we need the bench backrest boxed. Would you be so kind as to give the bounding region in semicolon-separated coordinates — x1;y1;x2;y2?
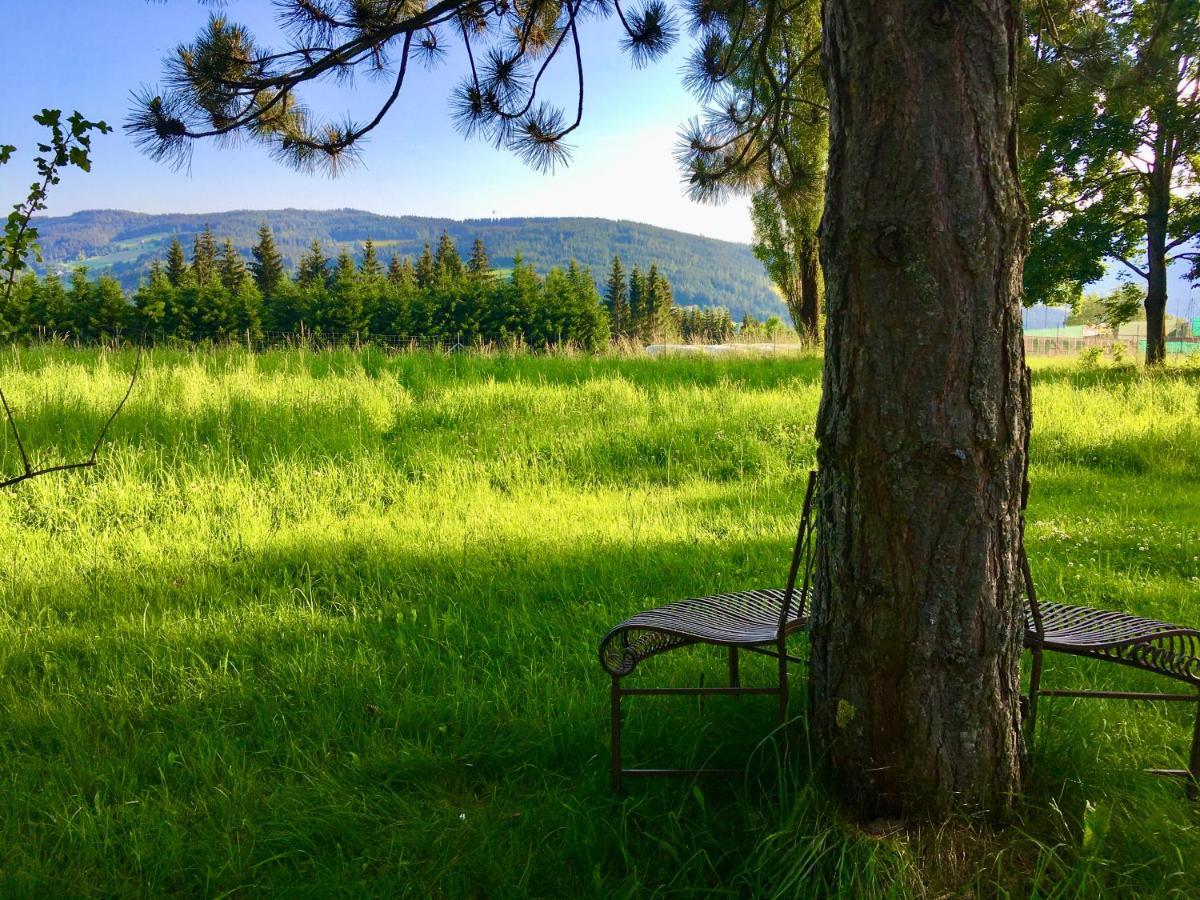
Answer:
780;470;818;634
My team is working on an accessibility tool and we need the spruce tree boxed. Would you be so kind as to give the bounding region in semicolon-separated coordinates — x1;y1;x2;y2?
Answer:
218;239;248;293
29;273;69;336
627;266;646;342
604;255;628;341
359;238;383;281
67;267;92;338
568;261;609;350
233;278;264;341
165;237;189;288
434;232;464;286
640;265;665;342
387;253;404;284
467;238;491;283
250;223;285;296
134;262;171;337
89;275;129;341
297;240;329;288
415;243;435;290
329;249;368;334
647;265;675;341
191;226;217;287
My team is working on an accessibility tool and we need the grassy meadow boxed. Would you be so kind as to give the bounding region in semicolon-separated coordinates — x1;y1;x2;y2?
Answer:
0;345;1197;896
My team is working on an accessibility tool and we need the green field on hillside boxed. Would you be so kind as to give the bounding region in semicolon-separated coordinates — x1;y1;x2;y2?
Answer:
0;347;1197;895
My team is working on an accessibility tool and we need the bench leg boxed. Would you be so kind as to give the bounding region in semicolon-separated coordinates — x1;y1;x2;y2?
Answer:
1189;696;1200;802
777;639;788;727
728;647;740;687
611;677;622;793
1026;647;1043;736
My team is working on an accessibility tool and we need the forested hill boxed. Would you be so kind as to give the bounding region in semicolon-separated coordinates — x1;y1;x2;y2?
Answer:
31;209;786;322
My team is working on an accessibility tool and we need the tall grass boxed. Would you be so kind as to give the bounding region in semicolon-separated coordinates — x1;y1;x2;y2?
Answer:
0;346;1197;896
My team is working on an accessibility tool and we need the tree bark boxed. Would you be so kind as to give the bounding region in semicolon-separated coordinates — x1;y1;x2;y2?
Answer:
1144;159;1171;366
811;0;1030;819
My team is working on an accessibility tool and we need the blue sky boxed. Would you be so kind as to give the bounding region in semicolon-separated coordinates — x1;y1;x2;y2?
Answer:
0;1;753;242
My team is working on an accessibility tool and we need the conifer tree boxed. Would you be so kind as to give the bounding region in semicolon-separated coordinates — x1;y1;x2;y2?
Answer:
399;258;417;288
467;238;491;283
387;253;405;284
640;264;666;342
191;226;218;287
434;232;464;286
218;239;248;293
604;255;628;341
650;265;671;341
89;275;129;341
250;223;285;296
233;278;264;341
134;262;171;337
359;238;383;281
628;266;646;342
568;260;609;350
0;274;35;340
29;273;69;336
165;237;189;288
67;267;92;338
415;243;435;290
297;240;329;288
329;249;368;334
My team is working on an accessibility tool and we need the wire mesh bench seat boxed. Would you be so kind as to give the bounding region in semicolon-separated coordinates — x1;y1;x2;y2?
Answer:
598;472;817;791
1022;545;1200;795
599;588;807;678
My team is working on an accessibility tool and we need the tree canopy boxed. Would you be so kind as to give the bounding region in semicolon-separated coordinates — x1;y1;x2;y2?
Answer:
1020;0;1200;363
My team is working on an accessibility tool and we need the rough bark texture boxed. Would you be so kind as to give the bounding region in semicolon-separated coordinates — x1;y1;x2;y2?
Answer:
811;0;1031;818
1144;161;1170;366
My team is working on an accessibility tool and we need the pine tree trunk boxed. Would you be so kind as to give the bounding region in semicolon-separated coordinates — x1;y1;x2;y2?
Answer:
1144;167;1170;366
811;0;1030;819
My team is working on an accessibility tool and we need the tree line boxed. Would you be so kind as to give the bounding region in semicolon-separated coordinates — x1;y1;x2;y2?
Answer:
0;227;743;349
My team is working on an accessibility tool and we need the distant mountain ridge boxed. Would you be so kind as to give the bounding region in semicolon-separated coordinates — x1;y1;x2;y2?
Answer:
30;208;787;322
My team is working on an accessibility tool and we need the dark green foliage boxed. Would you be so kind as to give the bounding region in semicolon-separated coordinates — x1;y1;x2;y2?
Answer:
5;232;726;351
1020;0;1200;363
434;232;464;287
28;272;69;336
467;238;491;284
415;243;435;291
629;266;646;337
191;227;217;288
604;255;630;340
30;210;787;322
133;263;170;337
359;239;382;282
297;240;329;289
639;264;677;342
250;224;285;296
218;239;247;293
165;237;188;288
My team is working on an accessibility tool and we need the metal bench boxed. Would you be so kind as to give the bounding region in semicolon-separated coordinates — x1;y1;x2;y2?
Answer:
598;471;817;791
1022;538;1200;796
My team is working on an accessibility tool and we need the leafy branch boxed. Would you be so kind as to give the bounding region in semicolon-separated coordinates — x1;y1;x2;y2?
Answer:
0;109;141;491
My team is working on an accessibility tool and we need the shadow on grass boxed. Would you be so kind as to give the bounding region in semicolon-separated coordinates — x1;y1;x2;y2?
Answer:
5;522;1200;895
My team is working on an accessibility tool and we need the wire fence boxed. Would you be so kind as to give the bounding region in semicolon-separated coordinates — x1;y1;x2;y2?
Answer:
1024;323;1200;357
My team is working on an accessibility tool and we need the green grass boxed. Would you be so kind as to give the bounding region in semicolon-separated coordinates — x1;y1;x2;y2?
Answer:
0;346;1197;896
